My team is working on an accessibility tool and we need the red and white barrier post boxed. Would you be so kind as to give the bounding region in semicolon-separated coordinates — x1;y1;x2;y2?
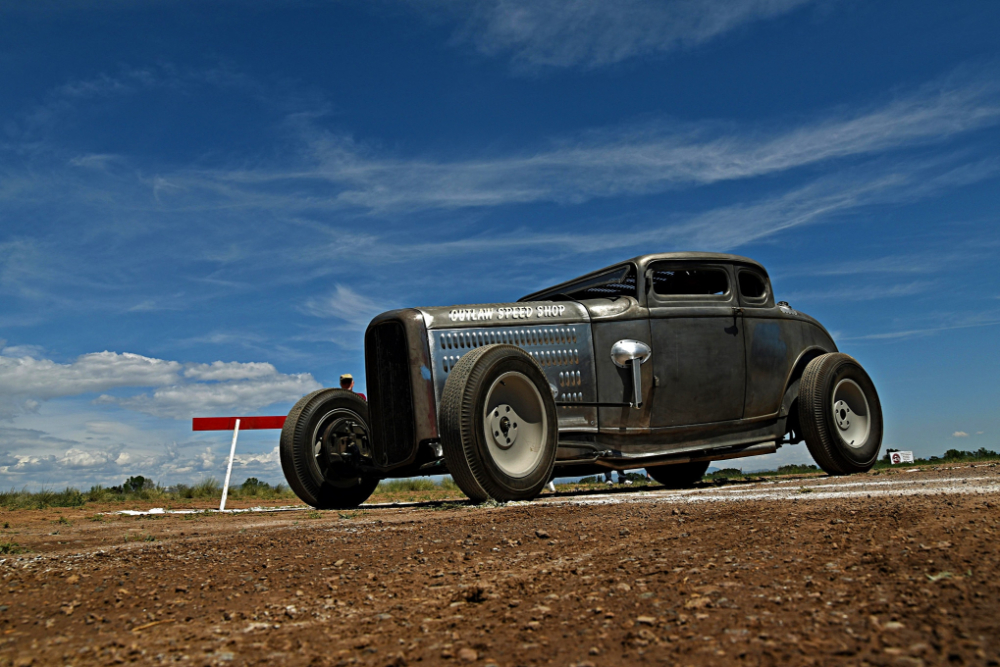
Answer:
192;416;287;511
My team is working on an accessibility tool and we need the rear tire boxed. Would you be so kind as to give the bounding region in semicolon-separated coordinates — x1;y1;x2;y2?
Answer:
279;389;380;509
440;345;558;502
647;461;709;489
798;353;882;475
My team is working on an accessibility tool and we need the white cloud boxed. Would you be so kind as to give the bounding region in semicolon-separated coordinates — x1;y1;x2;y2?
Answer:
0;421;293;489
0;351;182;417
0;350;321;420
303;284;394;329
435;0;815;70
839;310;1000;342
781;281;935;304
100;371;320;419
233;445;281;466
953;431;969;437
84;420;136;436
187;73;1000;214
183;360;281;381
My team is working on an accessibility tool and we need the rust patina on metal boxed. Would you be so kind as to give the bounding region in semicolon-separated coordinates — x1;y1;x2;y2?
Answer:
280;253;883;507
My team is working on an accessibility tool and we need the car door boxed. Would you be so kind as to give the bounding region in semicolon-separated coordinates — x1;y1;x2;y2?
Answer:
646;261;746;428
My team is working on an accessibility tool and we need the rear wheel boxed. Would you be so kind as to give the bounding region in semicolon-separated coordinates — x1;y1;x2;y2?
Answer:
440;345;558;502
798;353;882;475
647;461;709;489
279;389;380;508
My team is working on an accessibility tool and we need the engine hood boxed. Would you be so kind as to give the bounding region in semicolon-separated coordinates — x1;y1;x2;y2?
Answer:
415;301;591;330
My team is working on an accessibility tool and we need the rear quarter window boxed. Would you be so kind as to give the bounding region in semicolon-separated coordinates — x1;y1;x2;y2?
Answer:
738;271;767;299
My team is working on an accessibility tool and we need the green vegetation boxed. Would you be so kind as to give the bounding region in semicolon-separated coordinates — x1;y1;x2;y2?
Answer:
2;447;994;512
377;478;438;492
874;447;999;469
0;541;27;555
0;476;296;510
707;467;747;479
367;476;467;503
124;533;156;543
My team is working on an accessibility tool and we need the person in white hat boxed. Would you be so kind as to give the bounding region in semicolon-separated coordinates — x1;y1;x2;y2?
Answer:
340;373;366;401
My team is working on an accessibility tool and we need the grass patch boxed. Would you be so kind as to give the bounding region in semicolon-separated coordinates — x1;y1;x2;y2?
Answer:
1;476;296;510
874;447;1000;469
378;478;438;493
366;476;467;504
124;533;156;543
0;541;27;555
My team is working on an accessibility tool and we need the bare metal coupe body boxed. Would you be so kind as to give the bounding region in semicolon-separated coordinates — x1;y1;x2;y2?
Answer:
281;253;883;506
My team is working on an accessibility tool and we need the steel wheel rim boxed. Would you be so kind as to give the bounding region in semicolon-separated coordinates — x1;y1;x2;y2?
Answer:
483;371;547;478
831;379;870;449
312;409;369;485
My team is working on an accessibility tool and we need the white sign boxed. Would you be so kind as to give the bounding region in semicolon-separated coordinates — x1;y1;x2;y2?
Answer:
889;451;915;464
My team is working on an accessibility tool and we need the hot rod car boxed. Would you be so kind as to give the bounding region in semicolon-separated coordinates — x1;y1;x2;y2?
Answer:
279;253;883;507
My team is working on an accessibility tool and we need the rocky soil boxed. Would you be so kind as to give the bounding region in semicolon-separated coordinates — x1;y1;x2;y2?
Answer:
2;466;999;666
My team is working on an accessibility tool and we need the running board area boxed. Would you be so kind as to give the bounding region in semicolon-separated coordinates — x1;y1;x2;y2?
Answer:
588;441;778;471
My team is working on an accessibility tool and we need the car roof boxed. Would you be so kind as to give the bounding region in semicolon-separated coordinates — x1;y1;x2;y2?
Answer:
519;252;768;302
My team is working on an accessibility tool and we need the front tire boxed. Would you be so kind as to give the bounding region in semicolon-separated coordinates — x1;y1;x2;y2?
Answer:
440;345;558;502
647;461;709;489
798;353;883;475
279;389;380;508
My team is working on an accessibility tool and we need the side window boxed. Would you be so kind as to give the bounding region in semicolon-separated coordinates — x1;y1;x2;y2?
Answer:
566;265;637;300
649;266;729;297
738;271;767;299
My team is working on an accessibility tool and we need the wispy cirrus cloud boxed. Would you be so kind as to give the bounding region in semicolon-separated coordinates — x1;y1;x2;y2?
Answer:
426;0;817;70
781;280;936;304
838;309;1000;342
2;66;999;325
5;68;998;221
184;73;1000;214
302;284;395;329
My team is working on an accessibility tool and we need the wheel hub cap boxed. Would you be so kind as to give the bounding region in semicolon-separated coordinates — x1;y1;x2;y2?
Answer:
488;404;522;450
482;371;547;478
833;400;853;430
831;378;871;449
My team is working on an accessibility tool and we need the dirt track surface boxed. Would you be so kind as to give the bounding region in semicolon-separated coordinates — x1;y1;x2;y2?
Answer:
2;465;999;667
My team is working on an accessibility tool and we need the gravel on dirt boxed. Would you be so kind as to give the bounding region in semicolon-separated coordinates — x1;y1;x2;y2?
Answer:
1;465;999;666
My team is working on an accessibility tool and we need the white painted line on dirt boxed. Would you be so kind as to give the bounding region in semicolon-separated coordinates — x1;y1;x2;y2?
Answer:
536;478;1000;507
108;472;1000;515
111;505;309;516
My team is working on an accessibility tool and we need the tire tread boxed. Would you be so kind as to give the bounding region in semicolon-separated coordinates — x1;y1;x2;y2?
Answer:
440;345;557;502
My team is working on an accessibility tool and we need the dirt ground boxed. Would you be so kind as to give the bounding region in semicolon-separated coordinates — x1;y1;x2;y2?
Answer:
2;465;999;667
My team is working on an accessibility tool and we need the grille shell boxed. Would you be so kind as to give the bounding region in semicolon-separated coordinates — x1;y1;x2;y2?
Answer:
365;320;417;469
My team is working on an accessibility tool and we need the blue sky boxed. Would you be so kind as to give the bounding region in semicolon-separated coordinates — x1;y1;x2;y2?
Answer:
1;0;998;488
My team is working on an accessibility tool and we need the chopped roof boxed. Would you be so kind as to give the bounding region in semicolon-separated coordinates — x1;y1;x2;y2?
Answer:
519;252;767;302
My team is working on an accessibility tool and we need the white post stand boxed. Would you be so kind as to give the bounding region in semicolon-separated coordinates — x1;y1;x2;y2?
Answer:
219;419;240;512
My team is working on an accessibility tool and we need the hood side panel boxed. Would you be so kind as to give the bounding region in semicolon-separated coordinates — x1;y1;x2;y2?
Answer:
427;323;598;433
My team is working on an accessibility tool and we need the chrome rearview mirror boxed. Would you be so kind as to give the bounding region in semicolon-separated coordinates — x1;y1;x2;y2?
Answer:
610;339;652;409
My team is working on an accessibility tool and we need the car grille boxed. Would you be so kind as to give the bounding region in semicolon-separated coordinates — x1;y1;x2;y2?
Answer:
365;320;415;468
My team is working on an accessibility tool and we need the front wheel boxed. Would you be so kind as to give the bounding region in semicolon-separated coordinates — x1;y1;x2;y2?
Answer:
440;345;558;502
798;353;883;475
279;389;380;508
